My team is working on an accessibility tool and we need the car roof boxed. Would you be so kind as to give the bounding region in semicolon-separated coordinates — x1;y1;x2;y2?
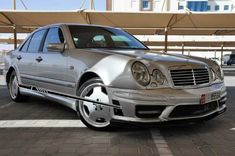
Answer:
36;23;120;31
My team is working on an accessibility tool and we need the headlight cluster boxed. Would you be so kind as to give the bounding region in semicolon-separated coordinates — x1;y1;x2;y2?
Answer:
131;61;168;87
210;65;224;81
152;69;167;85
131;62;150;86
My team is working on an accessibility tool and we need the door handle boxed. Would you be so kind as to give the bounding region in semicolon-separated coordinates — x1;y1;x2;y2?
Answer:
17;55;22;60
35;56;43;62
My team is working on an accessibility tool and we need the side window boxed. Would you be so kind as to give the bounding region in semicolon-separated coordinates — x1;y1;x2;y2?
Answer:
28;29;46;52
20;36;31;52
43;28;65;52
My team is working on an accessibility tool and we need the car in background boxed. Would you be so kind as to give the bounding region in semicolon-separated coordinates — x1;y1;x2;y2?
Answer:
4;24;227;130
223;54;235;65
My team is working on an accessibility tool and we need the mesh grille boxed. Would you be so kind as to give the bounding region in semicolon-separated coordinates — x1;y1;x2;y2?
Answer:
169;102;218;118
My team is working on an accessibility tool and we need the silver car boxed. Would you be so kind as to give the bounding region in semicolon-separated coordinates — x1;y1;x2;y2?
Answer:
4;24;227;130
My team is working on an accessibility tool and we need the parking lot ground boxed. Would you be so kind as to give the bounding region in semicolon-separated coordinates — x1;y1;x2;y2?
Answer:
0;76;234;156
0;88;160;156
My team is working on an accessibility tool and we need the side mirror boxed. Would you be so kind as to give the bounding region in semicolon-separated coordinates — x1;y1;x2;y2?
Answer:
47;43;65;52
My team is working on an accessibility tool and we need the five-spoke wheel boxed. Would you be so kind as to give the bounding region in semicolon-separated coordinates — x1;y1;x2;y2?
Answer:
77;78;112;130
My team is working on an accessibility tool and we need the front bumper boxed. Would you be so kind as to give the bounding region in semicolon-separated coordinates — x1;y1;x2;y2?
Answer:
108;82;227;123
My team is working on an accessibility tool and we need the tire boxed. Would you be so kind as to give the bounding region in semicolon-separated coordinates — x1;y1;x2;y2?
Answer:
8;71;28;102
77;78;112;130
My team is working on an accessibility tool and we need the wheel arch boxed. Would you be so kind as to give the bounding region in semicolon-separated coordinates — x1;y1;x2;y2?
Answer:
77;55;136;91
78;71;100;89
6;66;15;85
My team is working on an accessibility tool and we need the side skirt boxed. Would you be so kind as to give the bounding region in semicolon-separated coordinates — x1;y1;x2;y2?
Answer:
19;84;122;111
20;87;77;111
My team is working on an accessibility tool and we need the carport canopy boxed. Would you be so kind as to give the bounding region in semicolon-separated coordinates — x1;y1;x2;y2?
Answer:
1;10;235;53
1;10;235;35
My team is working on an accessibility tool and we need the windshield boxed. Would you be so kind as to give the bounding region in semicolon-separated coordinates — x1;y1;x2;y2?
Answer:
69;25;148;50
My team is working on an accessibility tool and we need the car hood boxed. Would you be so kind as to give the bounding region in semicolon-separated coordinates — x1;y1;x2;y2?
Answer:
94;49;208;66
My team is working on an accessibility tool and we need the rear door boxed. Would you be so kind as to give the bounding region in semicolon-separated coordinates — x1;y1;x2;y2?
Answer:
17;29;47;86
36;27;71;93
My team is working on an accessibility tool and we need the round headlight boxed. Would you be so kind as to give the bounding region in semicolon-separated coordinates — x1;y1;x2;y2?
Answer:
211;66;224;81
132;62;150;86
152;70;166;85
216;66;224;80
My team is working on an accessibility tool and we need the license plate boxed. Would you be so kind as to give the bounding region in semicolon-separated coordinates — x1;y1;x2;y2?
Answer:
211;92;220;101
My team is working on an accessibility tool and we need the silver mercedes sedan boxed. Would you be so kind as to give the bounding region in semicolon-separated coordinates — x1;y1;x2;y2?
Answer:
4;24;227;130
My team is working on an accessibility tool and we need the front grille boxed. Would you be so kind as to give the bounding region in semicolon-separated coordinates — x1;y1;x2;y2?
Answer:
169;102;218;118
170;68;209;86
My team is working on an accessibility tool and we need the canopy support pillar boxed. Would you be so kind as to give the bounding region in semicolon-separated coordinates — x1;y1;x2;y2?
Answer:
164;27;168;53
89;0;94;10
221;44;224;66
13;0;16;10
182;43;184;55
13;25;17;49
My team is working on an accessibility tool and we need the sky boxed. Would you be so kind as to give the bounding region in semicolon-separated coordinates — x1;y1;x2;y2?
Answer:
0;0;106;51
0;0;106;10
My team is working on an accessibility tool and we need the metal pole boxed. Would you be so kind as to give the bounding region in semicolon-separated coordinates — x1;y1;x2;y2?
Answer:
221;44;224;66
13;0;16;10
182;43;184;55
90;0;94;10
13;0;17;49
13;25;17;49
164;27;168;53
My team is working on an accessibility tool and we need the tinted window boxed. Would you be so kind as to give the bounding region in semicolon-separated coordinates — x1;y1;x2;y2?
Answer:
90;35;107;47
43;28;64;52
178;5;184;10
207;5;210;11
69;26;148;50
28;29;46;52
215;5;220;11
187;1;208;11
224;5;229;10
20;36;31;52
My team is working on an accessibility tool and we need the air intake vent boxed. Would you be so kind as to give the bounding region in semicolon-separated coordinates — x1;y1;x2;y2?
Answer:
170;68;209;86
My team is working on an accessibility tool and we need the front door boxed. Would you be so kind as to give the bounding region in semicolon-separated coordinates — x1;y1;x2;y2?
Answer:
36;27;72;93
